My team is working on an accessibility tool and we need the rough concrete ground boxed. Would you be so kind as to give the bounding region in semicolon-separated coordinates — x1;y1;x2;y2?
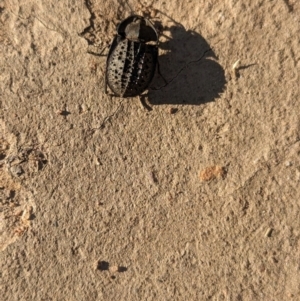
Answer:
1;0;300;300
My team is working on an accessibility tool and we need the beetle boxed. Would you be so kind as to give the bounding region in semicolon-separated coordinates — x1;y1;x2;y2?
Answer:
105;15;162;98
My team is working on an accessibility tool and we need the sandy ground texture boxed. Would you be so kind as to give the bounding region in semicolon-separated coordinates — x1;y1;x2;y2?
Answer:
1;0;300;300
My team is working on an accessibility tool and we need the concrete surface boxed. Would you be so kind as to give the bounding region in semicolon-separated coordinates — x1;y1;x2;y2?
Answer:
1;0;299;300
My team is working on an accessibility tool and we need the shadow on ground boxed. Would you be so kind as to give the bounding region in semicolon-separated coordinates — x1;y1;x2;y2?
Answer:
147;21;226;106
82;12;226;108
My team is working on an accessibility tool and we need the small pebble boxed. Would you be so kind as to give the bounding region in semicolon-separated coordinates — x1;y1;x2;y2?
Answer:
264;228;273;237
109;265;118;273
169;108;178;114
10;165;24;176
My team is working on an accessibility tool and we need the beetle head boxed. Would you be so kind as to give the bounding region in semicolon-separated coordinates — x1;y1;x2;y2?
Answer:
117;15;158;43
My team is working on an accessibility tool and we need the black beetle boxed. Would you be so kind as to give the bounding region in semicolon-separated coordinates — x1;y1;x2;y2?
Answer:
105;15;161;98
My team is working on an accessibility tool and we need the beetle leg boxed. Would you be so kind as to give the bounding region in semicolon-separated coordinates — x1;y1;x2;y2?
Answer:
104;73;108;94
87;44;109;57
139;95;153;111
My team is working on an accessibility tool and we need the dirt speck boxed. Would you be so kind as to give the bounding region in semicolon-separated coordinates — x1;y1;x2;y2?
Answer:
199;166;226;181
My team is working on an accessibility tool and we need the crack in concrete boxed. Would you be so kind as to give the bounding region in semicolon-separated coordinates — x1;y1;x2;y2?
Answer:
222;138;300;198
151;48;213;91
87;99;124;137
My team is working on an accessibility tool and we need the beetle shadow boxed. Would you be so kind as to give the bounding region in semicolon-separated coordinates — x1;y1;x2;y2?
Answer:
147;22;226;106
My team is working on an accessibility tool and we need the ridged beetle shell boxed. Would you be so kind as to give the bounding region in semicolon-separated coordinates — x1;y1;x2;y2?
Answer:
105;15;159;97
